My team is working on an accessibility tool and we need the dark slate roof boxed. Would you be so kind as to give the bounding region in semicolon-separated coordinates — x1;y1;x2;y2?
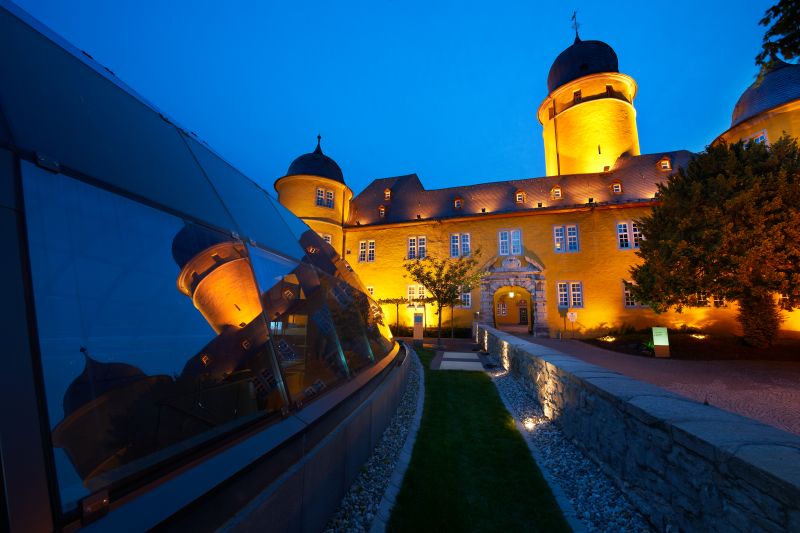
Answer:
284;136;345;184
731;60;800;127
547;36;619;94
349;151;693;226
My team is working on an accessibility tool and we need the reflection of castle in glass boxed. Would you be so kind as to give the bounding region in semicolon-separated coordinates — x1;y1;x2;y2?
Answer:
49;210;394;488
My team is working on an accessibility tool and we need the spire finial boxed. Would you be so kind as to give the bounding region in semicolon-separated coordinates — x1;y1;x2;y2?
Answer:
571;10;580;42
314;134;323;154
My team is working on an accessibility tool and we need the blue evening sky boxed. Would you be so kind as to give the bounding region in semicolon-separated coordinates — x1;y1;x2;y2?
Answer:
16;0;774;195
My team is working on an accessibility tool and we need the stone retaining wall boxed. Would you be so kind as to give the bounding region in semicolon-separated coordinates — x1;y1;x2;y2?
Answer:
477;325;800;532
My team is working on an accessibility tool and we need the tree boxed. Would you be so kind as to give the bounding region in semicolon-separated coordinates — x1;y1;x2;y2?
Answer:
403;251;485;345
755;0;800;67
629;136;800;348
377;296;410;335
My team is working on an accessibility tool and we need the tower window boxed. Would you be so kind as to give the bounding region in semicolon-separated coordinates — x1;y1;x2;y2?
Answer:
573;90;582;104
598;145;602;155
606;85;613;97
316;187;335;208
384;188;391;201
550;186;562;200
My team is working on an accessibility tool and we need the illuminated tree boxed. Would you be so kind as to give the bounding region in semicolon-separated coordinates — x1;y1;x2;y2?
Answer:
756;0;800;67
629;137;800;348
378;296;410;334
403;251;485;344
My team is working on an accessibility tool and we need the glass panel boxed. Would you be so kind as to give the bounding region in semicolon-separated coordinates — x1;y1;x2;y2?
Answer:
266;193;313;244
21;163;285;511
246;244;350;404
0;13;236;230
182;135;306;261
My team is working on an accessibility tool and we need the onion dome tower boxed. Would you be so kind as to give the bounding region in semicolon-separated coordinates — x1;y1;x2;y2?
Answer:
537;31;640;176
274;136;353;256
172;222;263;334
716;59;800;145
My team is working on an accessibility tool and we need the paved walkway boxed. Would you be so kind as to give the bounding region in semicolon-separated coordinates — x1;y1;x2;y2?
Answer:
507;333;800;437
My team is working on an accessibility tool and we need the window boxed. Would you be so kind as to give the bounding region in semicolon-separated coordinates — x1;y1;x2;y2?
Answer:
557;282;584;308
750;130;768;144
554;224;579;252
573;90;581;104
511;229;522;255
407;284;425;302
384;188;391;201
617;221;642;249
780;293;792;310
606;84;613;97
658;157;671;171
408;235;426;259
499;229;521;255
713;296;727;308
497;301;508;316
378;205;386;218
693;291;710;307
551;186;562;200
451;233;472;257
515;190;525;204
321;233;332;244
459;290;472;308
454;197;463;209
367;286;374;296
316;187;335;208
611;180;623;194
359;240;375;262
623;284;638;308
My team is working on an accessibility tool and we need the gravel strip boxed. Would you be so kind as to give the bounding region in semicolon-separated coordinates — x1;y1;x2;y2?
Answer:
491;367;653;533
324;346;423;533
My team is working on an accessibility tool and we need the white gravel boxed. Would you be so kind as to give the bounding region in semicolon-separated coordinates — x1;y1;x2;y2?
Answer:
324;350;422;533
491;366;654;533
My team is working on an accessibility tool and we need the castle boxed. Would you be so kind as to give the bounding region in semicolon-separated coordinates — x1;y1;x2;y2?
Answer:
275;35;800;338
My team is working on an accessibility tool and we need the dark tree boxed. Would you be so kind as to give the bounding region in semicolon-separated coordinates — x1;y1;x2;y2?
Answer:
756;0;800;67
629;137;800;348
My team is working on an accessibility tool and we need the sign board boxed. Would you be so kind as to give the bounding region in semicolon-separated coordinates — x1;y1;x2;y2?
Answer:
413;312;424;340
566;311;577;323
652;327;670;358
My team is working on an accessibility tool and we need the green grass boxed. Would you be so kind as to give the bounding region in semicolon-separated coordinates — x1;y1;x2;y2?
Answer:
388;348;570;533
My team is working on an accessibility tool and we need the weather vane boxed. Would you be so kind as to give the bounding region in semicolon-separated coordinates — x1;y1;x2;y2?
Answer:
571;10;580;40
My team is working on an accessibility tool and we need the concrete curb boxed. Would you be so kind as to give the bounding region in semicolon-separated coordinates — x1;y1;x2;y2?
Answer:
369;345;425;533
493;376;587;533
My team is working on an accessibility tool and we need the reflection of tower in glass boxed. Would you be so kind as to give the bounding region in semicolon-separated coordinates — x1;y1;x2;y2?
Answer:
173;224;262;334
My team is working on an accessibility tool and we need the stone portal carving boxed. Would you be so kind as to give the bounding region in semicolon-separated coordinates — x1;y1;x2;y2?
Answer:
478;255;548;337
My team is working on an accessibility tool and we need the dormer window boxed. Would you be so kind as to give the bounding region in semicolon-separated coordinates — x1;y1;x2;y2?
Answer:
378;205;386;218
550;186;562;200
384;188;391;201
453;197;463;209
515;190;525;204
658;157;671;171
611;180;623;194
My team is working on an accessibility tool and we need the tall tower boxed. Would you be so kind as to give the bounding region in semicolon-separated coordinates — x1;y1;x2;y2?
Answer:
274;136;352;256
537;35;640;176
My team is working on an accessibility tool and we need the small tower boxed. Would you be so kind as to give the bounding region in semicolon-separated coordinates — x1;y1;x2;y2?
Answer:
537;33;641;176
274;136;353;255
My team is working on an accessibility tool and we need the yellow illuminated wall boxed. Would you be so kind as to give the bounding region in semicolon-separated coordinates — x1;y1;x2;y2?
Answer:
274;174;353;256
538;73;640;176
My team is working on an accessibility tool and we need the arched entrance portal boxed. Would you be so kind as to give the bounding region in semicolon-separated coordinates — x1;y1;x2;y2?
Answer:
479;255;548;337
493;286;532;333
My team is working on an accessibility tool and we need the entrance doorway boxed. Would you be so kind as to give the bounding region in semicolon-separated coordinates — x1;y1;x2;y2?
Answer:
518;305;528;325
492;286;532;333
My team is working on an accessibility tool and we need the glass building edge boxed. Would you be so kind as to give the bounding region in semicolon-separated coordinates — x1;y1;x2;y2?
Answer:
0;153;56;532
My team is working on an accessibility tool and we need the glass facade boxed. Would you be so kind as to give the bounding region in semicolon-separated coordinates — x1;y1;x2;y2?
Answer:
21;161;395;513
